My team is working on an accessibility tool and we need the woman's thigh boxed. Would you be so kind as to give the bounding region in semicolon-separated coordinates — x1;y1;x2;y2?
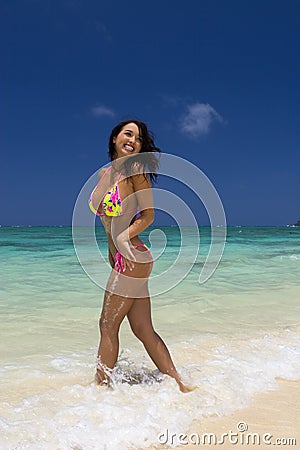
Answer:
106;247;153;298
127;296;153;329
100;289;134;331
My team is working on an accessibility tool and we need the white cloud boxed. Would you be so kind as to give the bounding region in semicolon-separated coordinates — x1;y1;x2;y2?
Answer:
91;105;115;118
180;102;224;137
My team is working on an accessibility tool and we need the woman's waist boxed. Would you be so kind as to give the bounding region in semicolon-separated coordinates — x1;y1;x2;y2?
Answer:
108;235;143;252
100;213;138;227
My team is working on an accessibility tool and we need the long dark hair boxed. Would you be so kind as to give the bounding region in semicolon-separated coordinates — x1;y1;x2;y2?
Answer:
108;119;161;183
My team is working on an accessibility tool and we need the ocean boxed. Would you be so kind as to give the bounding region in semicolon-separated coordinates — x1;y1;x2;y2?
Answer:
1;225;299;449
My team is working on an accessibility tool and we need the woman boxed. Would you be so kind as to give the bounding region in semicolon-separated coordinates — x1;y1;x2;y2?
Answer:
89;120;191;392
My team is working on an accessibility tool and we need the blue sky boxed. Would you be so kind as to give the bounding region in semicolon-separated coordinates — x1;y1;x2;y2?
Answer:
1;0;299;226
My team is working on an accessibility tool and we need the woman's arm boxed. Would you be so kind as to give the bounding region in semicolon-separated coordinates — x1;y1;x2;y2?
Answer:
129;173;154;239
114;173;154;271
119;173;154;242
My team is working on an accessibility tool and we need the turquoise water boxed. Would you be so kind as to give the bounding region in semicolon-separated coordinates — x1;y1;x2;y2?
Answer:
1;226;299;449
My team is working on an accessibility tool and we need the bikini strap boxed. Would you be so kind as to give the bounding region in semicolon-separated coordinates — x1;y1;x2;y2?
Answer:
116;169;123;183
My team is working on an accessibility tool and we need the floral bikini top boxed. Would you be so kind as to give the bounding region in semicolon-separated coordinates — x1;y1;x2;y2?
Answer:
89;166;139;217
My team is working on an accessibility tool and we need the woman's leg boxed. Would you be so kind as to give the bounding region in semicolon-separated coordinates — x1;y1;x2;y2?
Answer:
97;246;194;391
96;290;134;384
127;297;193;392
96;246;150;385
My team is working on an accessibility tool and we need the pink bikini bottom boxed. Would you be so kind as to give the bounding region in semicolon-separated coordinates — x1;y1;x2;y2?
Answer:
114;243;153;274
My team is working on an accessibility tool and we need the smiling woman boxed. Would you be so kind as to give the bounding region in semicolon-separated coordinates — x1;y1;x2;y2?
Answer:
89;119;194;392
107;120;160;183
113;124;143;156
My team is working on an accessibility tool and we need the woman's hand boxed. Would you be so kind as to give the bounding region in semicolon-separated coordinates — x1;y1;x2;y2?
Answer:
115;233;136;272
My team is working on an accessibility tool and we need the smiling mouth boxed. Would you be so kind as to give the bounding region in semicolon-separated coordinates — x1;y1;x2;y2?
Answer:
124;144;134;152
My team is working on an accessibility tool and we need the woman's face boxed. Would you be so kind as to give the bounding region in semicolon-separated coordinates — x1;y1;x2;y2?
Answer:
113;123;143;159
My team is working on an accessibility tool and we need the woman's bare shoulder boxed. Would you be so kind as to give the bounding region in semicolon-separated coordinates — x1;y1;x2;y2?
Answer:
131;171;151;190
130;161;144;175
98;167;109;180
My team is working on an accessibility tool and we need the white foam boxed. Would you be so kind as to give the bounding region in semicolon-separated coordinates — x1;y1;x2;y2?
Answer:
280;254;300;260
0;329;299;450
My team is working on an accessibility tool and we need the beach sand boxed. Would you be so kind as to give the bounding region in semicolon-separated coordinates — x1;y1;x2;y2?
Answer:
155;379;299;449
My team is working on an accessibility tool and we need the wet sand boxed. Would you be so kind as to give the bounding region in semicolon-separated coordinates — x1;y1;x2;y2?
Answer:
155;379;299;449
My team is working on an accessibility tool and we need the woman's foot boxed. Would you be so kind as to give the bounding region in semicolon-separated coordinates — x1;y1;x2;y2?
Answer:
94;371;110;386
177;379;198;393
